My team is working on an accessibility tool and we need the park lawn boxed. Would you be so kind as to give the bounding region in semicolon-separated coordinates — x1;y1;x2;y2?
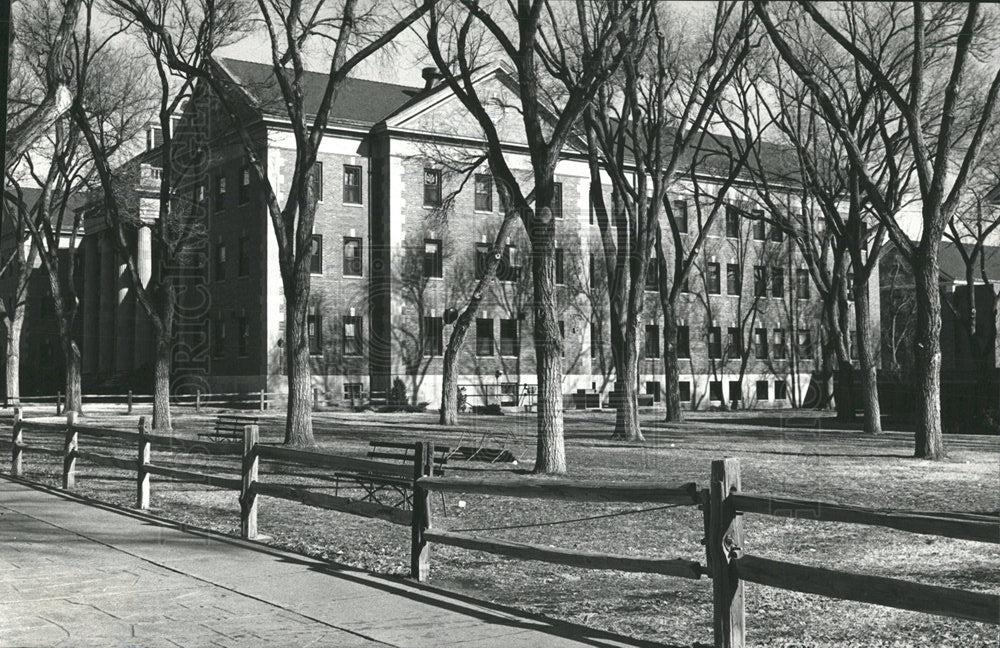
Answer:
6;406;999;648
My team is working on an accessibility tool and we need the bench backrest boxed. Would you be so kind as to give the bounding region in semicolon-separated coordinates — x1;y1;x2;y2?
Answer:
367;441;448;477
215;415;259;432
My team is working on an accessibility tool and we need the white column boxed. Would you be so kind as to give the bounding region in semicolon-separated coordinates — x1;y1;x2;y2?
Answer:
114;234;135;374
133;226;153;369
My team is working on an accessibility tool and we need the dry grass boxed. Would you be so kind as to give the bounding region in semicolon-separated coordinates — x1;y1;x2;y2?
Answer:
5;405;999;647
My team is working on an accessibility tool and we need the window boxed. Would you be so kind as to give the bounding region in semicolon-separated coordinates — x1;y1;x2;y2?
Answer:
710;380;723;401
424;316;443;356
423;168;442;206
646;381;661;403
147;126;162;151
771;267;785;298
679;381;692;402
423;239;443;278
212;317;226;357
796;268;811;299
770;224;785;242
725;205;740;238
474;174;492;211
310;234;323;275
238;236;250;277
707;262;721;294
645;324;659;359
646;257;659;291
756;380;769;401
590;322;600;359
476;318;494;356
500;318;519;356
752;211;766;240
239;166;251;203
708;326;722;359
677;325;690;359
308;312;324;356
797;328;813;359
774;379;787;400
194;183;205;205
214;174;226;211
343;237;362;277
342;315;361;356
237;316;249;357
673;200;688;233
754;328;768;359
474;243;490;280
344;383;363;401
552;182;563;219
846;271;855;301
555;248;565;285
310;161;324;202
498;245;521;282
727;327;742;357
773;328;787;359
343;165;362;204
727;263;741;295
214;242;226;281
728;381;741;403
754;265;767;297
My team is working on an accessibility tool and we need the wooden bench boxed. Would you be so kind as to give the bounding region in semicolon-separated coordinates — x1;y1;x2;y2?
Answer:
199;414;259;442
335;441;449;510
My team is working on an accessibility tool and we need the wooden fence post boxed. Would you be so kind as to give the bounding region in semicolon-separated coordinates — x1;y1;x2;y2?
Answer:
136;416;151;509
411;441;433;581
11;407;22;477
709;458;744;648
259;389;265;411
63;411;78;489
196;388;201;413
240;424;259;539
127;390;133;414
56;390;62;415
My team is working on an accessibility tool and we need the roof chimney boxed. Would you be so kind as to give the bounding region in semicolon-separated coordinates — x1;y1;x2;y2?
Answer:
422;66;443;90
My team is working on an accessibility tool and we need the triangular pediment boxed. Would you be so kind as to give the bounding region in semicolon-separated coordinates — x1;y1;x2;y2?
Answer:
385;65;582;154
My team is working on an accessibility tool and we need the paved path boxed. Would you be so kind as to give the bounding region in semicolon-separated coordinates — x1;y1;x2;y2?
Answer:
0;478;654;648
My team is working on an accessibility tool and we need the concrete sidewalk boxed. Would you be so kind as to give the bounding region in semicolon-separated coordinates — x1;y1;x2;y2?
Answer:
0;478;658;648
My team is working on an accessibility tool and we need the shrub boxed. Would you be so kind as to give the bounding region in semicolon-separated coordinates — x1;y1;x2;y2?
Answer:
389;377;408;406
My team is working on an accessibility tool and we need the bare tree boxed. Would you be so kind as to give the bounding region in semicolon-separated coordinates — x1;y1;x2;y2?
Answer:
114;0;437;445
583;1;754;435
755;1;1000;458
427;0;639;472
0;182;40;406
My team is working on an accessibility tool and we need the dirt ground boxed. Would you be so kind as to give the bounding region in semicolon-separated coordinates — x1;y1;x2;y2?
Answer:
4;404;998;647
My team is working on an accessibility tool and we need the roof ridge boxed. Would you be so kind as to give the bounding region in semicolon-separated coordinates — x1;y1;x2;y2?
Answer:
217;57;422;92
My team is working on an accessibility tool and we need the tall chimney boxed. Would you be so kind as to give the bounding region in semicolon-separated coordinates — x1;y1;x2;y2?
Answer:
422;67;442;90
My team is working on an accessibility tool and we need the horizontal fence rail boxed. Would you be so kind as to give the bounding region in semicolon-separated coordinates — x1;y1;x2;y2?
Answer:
258;445;412;479
252;482;411;526
417;476;701;504
425;530;703;579
731;493;1000;544
734;554;1000;625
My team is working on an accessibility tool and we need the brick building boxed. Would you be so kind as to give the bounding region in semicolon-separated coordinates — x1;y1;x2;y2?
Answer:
64;59;867;410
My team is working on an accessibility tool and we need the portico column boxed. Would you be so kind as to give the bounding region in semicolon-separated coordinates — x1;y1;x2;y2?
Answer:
82;235;99;374
98;234;116;375
114;233;135;374
133;225;153;369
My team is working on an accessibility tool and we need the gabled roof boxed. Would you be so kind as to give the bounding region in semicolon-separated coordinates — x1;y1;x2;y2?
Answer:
938;241;1000;284
217;58;426;128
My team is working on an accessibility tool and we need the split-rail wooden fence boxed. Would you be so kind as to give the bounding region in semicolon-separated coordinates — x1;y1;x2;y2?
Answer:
2;409;997;648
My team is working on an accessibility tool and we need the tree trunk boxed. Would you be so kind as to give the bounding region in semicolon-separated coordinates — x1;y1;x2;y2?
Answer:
662;309;683;422
835;362;855;422
612;333;642;440
63;340;82;415
531;226;566;474
152;329;172;431
284;279;314;446
5;305;24;406
854;275;882;435
817;336;836;410
912;247;944;459
439;319;468;426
